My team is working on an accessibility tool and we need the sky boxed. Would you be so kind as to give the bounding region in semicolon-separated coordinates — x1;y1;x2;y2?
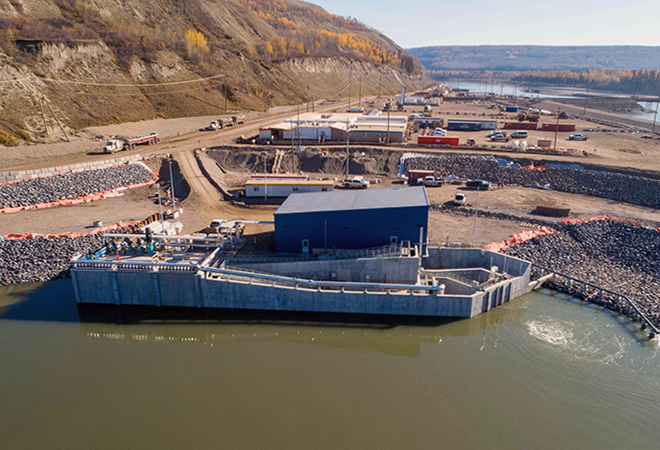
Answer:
313;0;660;48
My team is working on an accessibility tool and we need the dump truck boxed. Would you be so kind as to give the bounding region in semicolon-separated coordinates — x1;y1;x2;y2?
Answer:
103;133;159;153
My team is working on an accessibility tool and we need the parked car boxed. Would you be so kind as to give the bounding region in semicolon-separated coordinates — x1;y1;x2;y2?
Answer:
419;176;443;187
430;128;447;136
569;133;589;141
510;131;528;138
466;180;491;190
489;130;506;137
466;138;477;146
453;193;466;206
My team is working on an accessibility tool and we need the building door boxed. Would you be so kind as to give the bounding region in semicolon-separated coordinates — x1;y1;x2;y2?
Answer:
302;239;309;254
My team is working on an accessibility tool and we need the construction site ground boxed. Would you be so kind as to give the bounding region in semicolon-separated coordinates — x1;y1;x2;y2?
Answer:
3;94;660;250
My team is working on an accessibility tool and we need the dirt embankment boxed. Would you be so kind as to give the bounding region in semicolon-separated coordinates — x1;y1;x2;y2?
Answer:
206;145;403;178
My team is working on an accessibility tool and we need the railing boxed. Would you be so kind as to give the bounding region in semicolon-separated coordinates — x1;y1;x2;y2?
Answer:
72;260;199;272
203;266;450;296
531;264;659;336
223;243;406;266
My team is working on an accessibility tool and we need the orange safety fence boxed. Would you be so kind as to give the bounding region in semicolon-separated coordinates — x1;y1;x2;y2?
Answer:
484;215;660;252
3;221;139;240
483;227;555;252
0;167;158;215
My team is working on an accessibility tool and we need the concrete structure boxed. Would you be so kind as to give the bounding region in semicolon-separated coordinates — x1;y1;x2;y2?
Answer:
71;245;532;319
274;186;429;254
245;179;334;198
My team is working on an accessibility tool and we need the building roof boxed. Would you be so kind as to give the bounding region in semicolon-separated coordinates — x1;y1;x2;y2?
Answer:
246;180;334;187
275;186;429;215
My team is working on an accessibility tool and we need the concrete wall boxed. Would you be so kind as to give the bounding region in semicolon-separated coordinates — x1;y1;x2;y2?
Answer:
199;275;478;317
426;247;530;279
0;154;143;183
237;256;419;285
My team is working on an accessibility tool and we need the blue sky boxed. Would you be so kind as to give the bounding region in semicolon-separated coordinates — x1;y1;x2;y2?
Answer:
313;0;659;48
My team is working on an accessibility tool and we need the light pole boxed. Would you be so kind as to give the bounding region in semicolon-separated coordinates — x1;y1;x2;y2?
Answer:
554;109;561;151
472;187;480;246
168;158;176;210
653;101;659;134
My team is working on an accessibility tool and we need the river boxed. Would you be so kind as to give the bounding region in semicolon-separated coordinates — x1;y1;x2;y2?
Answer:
440;79;659;122
1;281;659;450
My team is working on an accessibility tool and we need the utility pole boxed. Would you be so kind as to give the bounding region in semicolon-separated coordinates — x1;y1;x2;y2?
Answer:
386;108;391;144
583;88;589;117
306;76;310;113
378;75;382;100
472;187;480;246
32;77;48;136
264;154;268;201
168;158;176;210
45;97;70;142
652;101;659;134
290;120;295;173
157;186;164;226
358;77;362;109
297;105;302;155
348;69;352;111
346;119;350;178
224;84;228;112
554;109;561;151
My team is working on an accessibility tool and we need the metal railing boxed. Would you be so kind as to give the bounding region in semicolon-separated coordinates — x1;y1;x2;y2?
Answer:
531;264;659;336
223;243;406;266
203;266;452;296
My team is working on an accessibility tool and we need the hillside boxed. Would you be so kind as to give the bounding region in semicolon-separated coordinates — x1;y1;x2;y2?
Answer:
0;0;429;145
407;45;660;71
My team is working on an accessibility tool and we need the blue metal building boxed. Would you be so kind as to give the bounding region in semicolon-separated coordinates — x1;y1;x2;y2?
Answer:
274;186;429;254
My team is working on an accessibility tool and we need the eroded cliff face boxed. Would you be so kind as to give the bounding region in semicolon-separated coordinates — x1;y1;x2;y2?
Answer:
0;0;431;145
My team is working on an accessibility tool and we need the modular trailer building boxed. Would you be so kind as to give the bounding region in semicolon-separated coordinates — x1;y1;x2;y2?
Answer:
274;186;429;254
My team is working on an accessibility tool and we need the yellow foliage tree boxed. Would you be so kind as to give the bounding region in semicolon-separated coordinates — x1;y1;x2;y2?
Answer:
185;29;209;58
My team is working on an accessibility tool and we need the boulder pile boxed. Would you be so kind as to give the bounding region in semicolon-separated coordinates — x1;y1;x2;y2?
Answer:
503;220;660;326
0;232;125;285
0;164;155;209
405;154;660;209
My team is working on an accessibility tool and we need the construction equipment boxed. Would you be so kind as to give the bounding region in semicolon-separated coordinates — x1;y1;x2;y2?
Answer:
396;86;406;111
516;112;540;123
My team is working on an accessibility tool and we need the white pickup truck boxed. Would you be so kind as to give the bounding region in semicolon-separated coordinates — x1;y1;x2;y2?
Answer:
341;176;370;189
418;176;443;187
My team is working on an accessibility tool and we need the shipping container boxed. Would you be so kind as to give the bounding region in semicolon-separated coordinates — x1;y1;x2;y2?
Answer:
446;121;482;132
246;180;334;198
503;122;538;130
540;123;576;132
418;136;460;146
480;121;498;130
407;170;435;185
505;106;519;113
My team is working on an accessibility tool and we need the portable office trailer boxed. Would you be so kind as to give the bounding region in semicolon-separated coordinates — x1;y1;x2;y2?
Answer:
274;186;429;253
446;120;482;132
246;180;334;198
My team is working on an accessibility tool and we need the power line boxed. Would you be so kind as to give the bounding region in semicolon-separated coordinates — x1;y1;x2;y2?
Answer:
39;74;227;87
0;78;31;84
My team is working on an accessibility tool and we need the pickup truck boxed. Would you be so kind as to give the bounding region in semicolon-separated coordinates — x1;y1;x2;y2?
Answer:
466;180;491;190
342;177;370;189
418;176;443;187
569;133;589;141
490;134;510;142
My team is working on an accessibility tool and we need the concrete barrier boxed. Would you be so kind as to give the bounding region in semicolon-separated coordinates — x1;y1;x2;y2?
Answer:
0;154;143;184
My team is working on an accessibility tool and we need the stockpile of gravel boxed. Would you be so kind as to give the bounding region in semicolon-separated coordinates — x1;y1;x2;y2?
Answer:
0;232;125;285
405;154;660;209
0;164;155;209
503;220;660;325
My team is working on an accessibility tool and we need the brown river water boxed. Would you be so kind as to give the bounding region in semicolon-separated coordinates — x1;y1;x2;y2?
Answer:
1;280;659;450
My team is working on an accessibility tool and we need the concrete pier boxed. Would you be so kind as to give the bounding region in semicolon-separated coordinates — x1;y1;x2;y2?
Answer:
71;247;531;318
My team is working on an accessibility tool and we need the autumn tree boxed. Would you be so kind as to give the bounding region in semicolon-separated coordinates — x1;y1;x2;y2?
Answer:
185;28;209;58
